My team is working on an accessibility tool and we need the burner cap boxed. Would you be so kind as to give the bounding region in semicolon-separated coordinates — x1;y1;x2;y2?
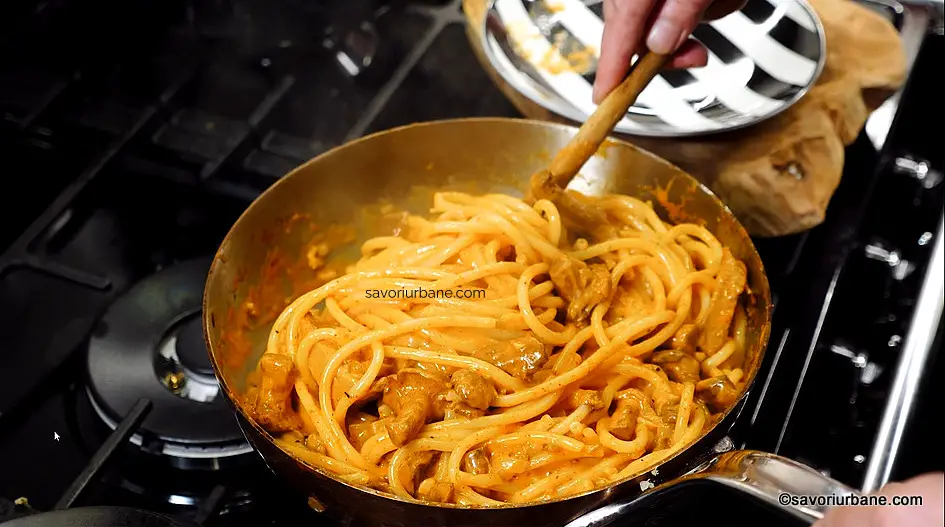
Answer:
86;258;252;467
176;316;213;377
2;507;198;527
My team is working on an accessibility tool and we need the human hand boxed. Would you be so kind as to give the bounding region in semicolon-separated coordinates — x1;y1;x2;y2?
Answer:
814;472;944;527
592;0;746;103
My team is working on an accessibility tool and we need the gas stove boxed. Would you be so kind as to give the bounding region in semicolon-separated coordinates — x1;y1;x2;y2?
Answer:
0;0;942;526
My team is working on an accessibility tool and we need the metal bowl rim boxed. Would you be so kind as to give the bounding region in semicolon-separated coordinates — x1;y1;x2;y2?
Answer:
477;0;828;138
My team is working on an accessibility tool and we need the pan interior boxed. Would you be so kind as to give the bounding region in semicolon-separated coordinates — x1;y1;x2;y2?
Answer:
202;117;772;506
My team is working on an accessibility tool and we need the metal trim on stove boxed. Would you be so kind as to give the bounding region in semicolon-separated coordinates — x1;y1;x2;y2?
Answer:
864;0;935;150
862;212;945;492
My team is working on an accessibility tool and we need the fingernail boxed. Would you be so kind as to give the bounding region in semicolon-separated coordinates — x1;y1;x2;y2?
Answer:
592;83;602;104
646;20;682;55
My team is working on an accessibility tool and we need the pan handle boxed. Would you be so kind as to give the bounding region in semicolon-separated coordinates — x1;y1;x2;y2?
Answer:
565;450;859;527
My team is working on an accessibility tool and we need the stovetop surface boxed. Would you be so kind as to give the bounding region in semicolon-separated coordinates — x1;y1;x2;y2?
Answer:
1;0;942;526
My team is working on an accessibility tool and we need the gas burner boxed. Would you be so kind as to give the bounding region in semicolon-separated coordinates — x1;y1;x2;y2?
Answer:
2;507;199;527
156;314;221;404
86;258;254;469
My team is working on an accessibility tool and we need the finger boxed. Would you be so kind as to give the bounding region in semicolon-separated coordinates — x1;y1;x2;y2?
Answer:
814;473;944;527
646;0;713;55
877;473;945;526
814;501;886;527
593;0;658;103
666;38;707;69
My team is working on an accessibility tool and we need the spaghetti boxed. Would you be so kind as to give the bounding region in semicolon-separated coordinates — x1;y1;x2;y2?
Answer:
243;190;750;505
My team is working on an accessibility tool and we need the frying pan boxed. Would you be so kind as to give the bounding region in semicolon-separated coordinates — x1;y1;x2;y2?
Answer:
202;118;857;527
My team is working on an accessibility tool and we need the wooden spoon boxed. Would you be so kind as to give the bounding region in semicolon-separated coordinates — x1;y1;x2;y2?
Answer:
527;52;670;232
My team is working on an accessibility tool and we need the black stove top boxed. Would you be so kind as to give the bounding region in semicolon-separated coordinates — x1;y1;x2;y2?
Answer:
1;0;942;526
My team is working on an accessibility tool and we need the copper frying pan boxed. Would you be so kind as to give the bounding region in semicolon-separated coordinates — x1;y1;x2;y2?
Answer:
202;118;856;527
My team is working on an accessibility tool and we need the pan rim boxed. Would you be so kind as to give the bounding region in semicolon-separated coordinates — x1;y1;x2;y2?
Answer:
203;116;773;511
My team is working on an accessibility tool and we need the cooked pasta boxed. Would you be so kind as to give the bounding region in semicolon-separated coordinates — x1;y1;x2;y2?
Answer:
242;190;750;505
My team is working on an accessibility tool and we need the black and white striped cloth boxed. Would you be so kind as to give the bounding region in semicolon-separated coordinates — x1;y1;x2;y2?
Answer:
482;0;825;136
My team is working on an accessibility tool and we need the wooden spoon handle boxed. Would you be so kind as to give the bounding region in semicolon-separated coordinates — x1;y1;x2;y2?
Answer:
547;52;670;188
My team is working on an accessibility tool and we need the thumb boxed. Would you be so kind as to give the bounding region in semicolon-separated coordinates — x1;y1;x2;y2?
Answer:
813;472;944;527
